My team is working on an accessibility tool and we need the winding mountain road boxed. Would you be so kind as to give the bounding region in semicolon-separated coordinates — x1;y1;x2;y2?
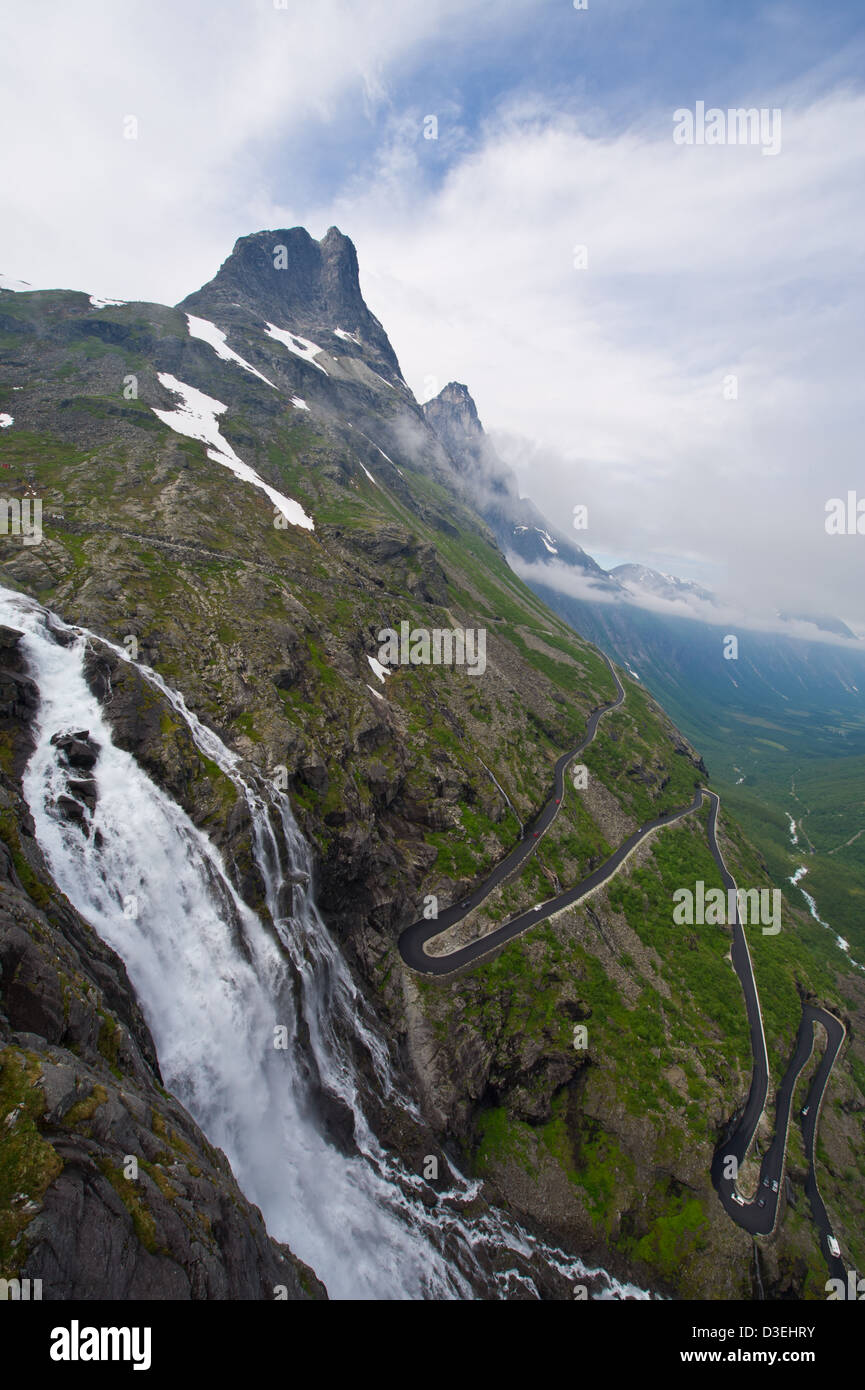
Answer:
397;655;848;1272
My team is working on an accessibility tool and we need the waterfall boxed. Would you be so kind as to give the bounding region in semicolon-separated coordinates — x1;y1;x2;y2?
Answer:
752;1240;765;1300
787;818;862;971
0;584;648;1300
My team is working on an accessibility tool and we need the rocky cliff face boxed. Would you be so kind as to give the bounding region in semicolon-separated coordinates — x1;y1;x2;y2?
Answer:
423;380;609;577
180;226;402;381
0;628;325;1300
1;228;863;1299
422;382;487;461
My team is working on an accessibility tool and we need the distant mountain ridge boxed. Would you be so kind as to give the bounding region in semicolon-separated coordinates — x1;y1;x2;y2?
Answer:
3;224;864;1298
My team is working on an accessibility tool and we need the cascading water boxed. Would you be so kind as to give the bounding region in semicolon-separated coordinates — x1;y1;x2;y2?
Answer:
786;815;863;972
0;583;649;1300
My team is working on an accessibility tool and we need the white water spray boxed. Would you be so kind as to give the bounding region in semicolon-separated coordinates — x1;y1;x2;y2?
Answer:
0;585;648;1300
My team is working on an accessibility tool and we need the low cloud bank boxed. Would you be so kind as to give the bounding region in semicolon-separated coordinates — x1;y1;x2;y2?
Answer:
509;553;865;652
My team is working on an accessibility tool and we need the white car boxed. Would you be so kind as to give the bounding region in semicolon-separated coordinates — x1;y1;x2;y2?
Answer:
731;1192;745;1206
533;903;543;912
828;1236;841;1258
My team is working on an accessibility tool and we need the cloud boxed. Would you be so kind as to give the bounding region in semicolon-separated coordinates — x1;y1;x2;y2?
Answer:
0;0;503;301
2;1;863;627
510;553;865;650
307;88;865;625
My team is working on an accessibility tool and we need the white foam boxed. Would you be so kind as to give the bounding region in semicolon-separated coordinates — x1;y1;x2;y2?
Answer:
789;861;864;969
0;585;653;1302
151;373;314;531
186;314;276;388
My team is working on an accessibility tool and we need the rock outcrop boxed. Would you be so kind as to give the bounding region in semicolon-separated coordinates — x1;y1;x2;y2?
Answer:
0;627;325;1300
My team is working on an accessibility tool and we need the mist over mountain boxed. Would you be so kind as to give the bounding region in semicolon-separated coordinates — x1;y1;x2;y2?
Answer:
1;224;864;1311
422;382;609;577
420;378;865;653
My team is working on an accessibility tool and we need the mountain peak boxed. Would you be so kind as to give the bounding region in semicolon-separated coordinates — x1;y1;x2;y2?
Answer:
439;380;474;401
422;381;484;453
178;225;400;373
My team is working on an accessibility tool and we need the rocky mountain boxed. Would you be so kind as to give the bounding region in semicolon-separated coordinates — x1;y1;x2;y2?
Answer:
1;228;864;1300
180;226;404;385
610;563;715;606
420;380;865;957
422;381;610;576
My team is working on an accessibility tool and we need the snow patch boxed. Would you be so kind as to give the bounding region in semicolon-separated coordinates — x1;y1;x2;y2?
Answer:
366;684;385;701
366;368;395;390
265;323;329;374
359;463;380;488
355;428;395;466
334;327;362;346
367;656;390;683
291;396;310;411
0;273;32;292
151;373;314;531
186;315;276;388
89;295;126;308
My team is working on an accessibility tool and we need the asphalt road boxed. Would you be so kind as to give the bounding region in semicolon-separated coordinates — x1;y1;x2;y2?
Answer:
398;656;708;976
397;656;848;1276
711;998;845;1243
800;1009;848;1281
706;789;847;1263
399;784;704;975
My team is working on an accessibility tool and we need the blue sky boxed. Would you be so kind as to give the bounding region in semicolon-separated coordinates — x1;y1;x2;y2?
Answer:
277;0;865;212
2;0;864;627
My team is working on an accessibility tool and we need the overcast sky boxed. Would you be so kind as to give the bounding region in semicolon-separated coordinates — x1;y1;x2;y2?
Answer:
2;0;864;629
